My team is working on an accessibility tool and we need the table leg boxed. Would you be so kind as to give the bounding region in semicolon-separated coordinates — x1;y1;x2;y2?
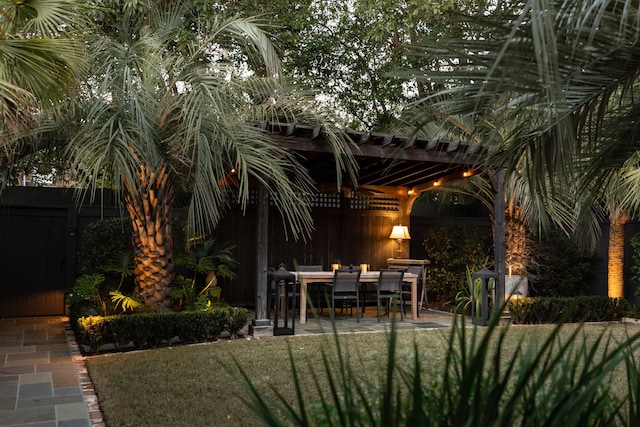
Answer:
411;276;417;319
300;278;308;324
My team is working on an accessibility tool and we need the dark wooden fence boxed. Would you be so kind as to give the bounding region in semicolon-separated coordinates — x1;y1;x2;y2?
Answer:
2;186;617;317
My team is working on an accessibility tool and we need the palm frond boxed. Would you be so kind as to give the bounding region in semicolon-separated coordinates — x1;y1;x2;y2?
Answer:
66;3;355;241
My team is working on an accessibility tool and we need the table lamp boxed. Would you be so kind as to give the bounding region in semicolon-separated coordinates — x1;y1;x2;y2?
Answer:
389;225;411;257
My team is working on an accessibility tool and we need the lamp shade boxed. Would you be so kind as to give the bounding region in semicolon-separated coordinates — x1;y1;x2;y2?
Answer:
389;225;411;241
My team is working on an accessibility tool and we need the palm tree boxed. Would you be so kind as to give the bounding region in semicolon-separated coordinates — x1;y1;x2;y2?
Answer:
63;2;355;310
0;0;84;187
403;0;640;298
397;111;580;280
606;153;640;297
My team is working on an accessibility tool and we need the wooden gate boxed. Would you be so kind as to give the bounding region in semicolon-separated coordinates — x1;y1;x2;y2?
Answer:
0;206;69;316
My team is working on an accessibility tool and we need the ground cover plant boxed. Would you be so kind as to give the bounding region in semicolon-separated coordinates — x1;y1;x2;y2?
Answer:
86;319;640;426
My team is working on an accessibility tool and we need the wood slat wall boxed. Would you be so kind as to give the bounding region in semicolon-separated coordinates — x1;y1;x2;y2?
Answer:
214;197;404;306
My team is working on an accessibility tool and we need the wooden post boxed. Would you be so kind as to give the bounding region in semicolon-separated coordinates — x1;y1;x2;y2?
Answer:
493;168;506;309
250;182;272;336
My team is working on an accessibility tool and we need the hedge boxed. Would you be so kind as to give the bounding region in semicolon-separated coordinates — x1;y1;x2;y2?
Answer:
507;296;629;324
74;307;248;354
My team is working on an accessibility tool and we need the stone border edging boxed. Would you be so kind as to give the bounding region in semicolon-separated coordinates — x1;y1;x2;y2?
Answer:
63;320;106;427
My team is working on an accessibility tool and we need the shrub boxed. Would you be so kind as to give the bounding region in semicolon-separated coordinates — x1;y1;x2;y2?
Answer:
422;224;489;305
171;237;239;310
65;273;144;318
73;308;243;354
507;296;630;324
65;273;108;318
528;230;594;297
78;217;133;277
629;232;640;303
223;306;249;338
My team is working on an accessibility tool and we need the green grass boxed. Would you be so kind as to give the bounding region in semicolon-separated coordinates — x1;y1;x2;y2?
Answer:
85;322;640;426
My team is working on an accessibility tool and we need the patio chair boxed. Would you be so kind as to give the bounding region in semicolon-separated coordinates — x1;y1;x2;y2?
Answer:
402;266;425;317
298;265;328;314
298;265;323;271
377;269;405;322
330;269;362;322
338;264;362;272
337;265;363;315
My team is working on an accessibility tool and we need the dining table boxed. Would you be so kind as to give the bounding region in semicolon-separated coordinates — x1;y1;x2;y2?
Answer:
291;270;419;324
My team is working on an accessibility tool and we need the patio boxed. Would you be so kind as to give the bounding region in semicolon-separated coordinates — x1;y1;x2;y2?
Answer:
0;316;103;427
268;306;456;336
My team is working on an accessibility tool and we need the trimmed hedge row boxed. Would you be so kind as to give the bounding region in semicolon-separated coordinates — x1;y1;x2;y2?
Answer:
74;307;248;354
507;296;629;324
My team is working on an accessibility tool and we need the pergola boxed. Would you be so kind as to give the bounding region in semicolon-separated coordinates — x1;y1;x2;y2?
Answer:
250;121;506;333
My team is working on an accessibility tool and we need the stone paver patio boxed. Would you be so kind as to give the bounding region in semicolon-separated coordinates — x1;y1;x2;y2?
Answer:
0;317;103;427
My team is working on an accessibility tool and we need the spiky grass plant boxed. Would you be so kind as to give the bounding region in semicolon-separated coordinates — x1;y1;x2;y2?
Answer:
238;308;640;426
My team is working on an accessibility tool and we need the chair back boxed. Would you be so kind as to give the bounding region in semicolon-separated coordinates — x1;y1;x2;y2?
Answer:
332;269;361;293
405;266;422;280
298;265;323;271
378;269;405;292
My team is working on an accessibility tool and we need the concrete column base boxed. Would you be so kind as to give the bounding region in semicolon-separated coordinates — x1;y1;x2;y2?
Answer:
249;319;273;337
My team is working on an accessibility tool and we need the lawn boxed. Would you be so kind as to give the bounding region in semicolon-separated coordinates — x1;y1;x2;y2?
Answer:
85;322;640;426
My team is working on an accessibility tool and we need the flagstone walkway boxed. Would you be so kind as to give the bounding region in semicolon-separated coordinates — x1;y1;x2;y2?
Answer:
0;317;103;427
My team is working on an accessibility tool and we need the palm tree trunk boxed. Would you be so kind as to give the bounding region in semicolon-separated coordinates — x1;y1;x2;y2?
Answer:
125;163;175;310
506;206;528;276
608;210;630;298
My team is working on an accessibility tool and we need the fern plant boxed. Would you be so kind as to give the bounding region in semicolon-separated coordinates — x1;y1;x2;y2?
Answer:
65;273;107;317
103;250;135;291
171;237;238;310
109;290;143;313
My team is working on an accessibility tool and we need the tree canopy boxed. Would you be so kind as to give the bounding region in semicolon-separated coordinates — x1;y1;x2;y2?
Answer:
216;0;497;132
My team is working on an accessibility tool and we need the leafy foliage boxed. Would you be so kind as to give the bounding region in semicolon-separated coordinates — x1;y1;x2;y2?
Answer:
0;0;85;189
222;306;250;339
528;230;594;297
508;296;630;324
78;218;133;277
103;250;135;291
75;310;224;353
455;266;494;319
65;273;144;318
65;273;107;318
171;237;239;311
629;232;640;301
109;290;143;313
421;224;489;306
219;0;496;132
